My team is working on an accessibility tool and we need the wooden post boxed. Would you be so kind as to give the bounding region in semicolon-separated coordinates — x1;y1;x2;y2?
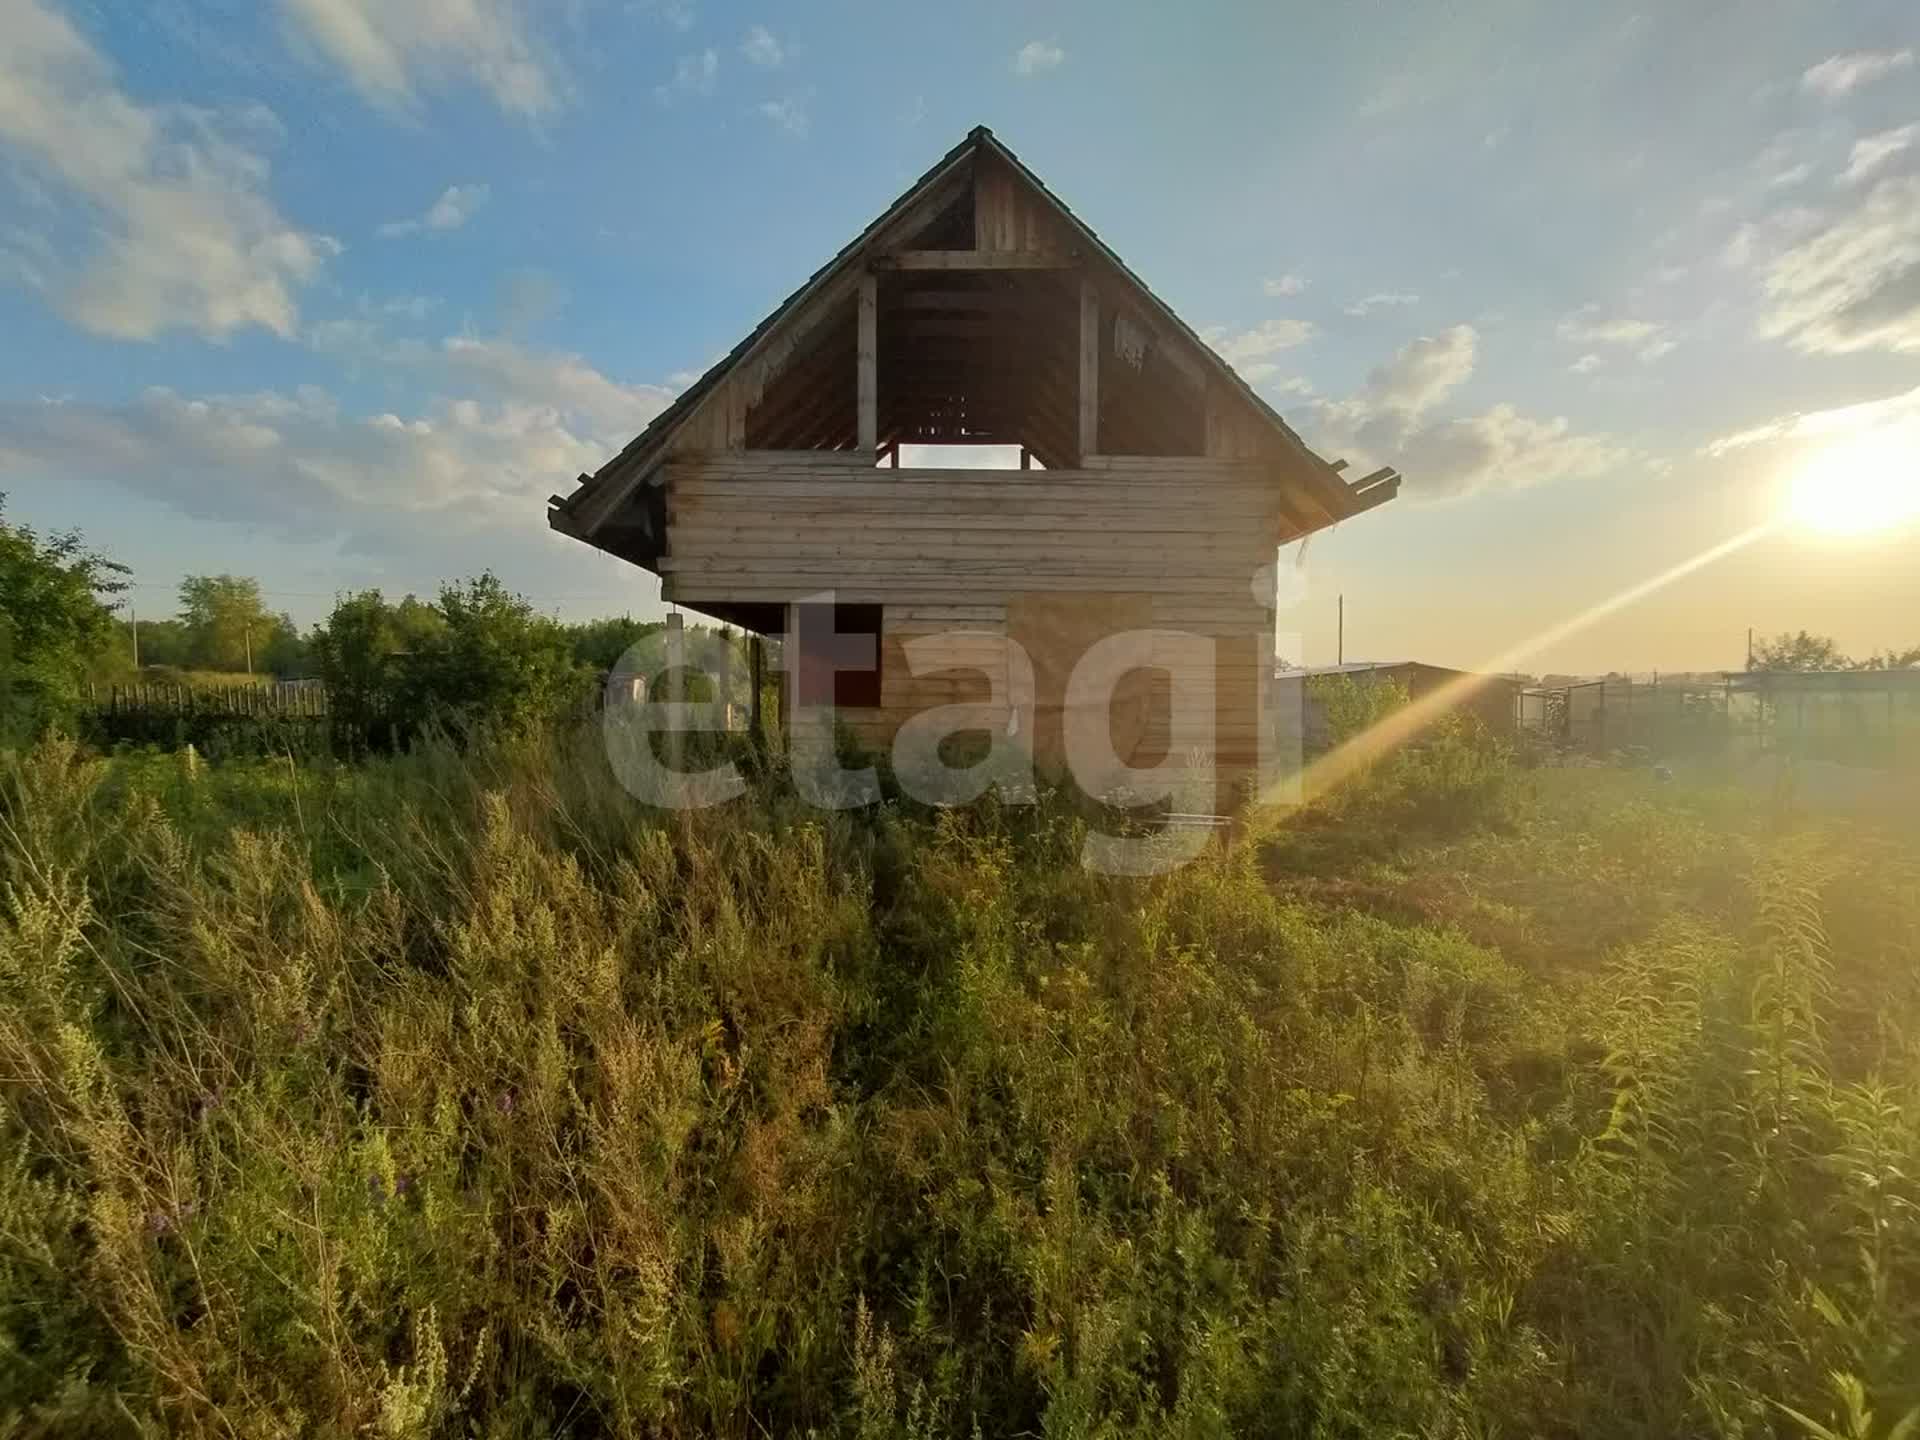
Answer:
716;629;733;732
749;634;765;742
857;272;878;454
1078;279;1099;460
665;612;685;778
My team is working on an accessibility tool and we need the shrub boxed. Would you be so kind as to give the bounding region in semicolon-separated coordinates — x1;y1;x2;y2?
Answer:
313;576;589;750
0;501;127;741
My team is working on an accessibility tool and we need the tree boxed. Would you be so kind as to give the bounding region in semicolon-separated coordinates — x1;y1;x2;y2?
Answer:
0;499;128;731
176;574;302;674
566;614;666;671
1860;645;1920;670
131;617;194;669
311;590;404;741
1749;631;1854;673
391;594;447;653
390;574;585;737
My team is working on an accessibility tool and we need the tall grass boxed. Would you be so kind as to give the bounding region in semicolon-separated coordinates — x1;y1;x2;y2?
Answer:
1;728;1916;1437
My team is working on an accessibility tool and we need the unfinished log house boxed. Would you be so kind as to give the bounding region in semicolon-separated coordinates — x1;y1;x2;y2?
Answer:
549;127;1400;800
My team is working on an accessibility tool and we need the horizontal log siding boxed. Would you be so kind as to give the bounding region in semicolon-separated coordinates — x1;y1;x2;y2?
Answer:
664;454;1275;785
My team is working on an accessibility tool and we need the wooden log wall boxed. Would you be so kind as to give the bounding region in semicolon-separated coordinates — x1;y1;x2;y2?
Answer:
660;452;1275;779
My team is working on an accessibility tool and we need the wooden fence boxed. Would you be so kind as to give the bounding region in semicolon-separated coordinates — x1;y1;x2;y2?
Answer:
83;681;332;755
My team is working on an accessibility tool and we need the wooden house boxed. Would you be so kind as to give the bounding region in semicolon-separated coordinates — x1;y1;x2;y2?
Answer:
550;127;1401;799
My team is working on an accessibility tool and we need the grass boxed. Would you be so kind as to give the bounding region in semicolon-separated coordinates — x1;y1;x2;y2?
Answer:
1;725;1916;1437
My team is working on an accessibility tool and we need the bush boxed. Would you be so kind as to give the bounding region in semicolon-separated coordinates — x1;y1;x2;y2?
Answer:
313;576;589;750
0;501;127;741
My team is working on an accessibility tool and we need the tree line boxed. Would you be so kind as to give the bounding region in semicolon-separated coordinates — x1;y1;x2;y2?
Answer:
0;498;731;746
1747;630;1920;672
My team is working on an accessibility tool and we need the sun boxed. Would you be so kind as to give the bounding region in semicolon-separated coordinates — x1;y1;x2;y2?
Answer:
1785;421;1920;536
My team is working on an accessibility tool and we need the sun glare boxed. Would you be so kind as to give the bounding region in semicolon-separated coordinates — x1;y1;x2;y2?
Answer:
1785;421;1920;536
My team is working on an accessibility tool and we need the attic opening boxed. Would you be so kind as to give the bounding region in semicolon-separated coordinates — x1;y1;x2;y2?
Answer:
742;164;1208;462
890;445;1042;470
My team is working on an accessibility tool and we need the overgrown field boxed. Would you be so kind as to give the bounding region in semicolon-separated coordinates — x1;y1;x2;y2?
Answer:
2;730;1916;1438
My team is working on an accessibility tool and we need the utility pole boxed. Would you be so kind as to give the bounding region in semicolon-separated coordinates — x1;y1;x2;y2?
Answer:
244;624;253;677
1746;627;1753;670
1337;594;1345;666
129;605;139;669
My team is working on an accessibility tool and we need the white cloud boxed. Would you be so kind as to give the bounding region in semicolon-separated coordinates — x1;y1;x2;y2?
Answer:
381;293;438;320
628;0;696;32
0;386;586;541
1557;305;1658;345
0;0;336;341
656;49;718;104
1801;49;1914;99
1570;352;1604;375
1840;125;1916;187
1262;273;1307;298
741;24;782;68
1770;161;1814;189
1557;304;1678;362
1703;382;1920;506
439;336;672;436
1759;176;1920;354
1344;291;1420;317
1301;325;1623;499
377;182;490;238
757;95;810;136
281;0;563;116
1013;41;1065;77
1365;324;1477;412
1201;317;1317;375
0;336;678;553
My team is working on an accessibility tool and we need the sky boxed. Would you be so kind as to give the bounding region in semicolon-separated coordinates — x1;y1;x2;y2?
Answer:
0;0;1916;676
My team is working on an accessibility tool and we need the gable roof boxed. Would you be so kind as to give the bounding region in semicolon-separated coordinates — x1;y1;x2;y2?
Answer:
550;126;1399;545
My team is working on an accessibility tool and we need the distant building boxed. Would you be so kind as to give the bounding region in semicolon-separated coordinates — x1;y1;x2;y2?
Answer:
1274;660;1519;750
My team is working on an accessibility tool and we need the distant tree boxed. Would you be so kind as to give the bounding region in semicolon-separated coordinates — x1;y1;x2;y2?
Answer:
178;574;297;673
0;499;128;731
1748;630;1854;673
131;617;194;669
1860;645;1920;670
390;574;585;737
257;622;310;677
566;614;666;671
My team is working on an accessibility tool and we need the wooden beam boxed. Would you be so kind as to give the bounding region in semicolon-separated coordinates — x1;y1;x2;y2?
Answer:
857;272;877;454
1078;279;1099;460
895;289;1031;311
872;250;1075;272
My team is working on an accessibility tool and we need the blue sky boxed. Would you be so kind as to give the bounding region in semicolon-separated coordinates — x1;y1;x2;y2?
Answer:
1;0;1916;672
